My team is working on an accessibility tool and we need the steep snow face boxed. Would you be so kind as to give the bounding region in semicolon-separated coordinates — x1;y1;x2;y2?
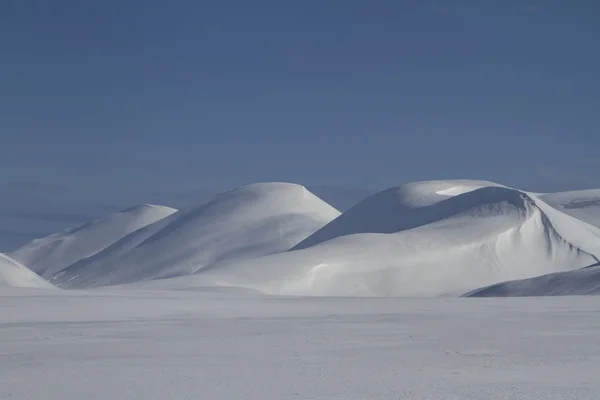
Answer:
0;253;54;289
465;265;600;297
154;184;600;297
53;183;340;288
539;189;600;229
293;180;501;250
10;205;177;278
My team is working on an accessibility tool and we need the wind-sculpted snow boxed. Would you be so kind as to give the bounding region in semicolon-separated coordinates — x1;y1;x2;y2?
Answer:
153;181;600;297
465;264;600;297
18;179;600;297
10;204;177;278
0;253;54;288
52;183;340;288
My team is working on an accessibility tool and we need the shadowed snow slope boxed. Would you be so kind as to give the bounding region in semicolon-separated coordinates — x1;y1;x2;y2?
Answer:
53;183;340;288
151;180;600;297
465;265;600;297
539;189;600;228
10;205;177;278
0;253;54;288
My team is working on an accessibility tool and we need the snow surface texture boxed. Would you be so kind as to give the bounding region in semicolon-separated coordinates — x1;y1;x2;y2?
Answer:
10;204;177;278
0;253;54;288
2;289;600;399
466;264;600;297
151;180;600;297
52;183;340;288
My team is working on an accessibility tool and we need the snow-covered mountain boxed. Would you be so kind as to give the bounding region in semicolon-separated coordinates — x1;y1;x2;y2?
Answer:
0;253;54;289
10;205;177;278
465;264;600;297
51;183;340;288
150;180;600;297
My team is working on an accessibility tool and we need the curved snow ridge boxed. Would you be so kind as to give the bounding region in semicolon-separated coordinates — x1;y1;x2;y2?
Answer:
528;193;600;261
10;204;177;278
295;180;600;261
464;265;600;297
52;183;341;288
0;253;55;289
538;189;600;229
293;180;509;250
148;183;600;297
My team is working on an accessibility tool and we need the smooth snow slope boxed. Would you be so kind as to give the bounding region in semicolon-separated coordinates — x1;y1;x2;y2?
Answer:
465;264;600;297
0;253;54;288
10;204;177;278
540;189;600;228
53;183;340;288
162;180;600;297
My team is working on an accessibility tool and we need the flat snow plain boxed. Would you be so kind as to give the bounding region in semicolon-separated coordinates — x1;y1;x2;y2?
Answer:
2;288;600;399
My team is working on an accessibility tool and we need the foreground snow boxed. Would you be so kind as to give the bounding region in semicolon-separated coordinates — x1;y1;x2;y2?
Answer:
1;288;600;399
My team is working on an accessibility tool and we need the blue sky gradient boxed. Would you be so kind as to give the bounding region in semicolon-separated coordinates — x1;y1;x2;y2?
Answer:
1;0;598;192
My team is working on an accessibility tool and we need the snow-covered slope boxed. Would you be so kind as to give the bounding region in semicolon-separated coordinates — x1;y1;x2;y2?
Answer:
539;189;600;228
10;205;177;278
465;264;600;297
155;180;600;297
0;253;54;288
52;183;340;288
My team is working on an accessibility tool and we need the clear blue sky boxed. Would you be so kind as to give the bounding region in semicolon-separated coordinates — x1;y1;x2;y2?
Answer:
1;0;598;192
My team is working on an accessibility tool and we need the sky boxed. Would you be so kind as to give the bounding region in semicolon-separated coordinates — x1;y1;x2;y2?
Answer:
1;0;599;194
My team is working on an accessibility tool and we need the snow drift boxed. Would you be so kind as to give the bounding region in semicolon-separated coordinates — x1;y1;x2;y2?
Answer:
0;253;54;289
155;180;600;297
10;204;177;279
52;183;340;288
465;264;600;297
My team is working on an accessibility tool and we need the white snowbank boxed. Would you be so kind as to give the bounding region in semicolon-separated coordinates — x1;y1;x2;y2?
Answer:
52;183;340;288
10;204;177;278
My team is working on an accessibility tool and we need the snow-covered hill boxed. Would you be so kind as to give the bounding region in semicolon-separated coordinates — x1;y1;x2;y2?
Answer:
540;189;600;228
0;253;54;289
10;205;177;278
52;183;340;288
465;264;600;297
292;179;501;250
154;180;600;297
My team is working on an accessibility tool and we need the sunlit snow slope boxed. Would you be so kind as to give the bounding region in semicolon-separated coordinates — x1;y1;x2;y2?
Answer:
10;205;177;278
53;183;340;288
165;180;600;297
0;253;54;288
465;264;600;297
